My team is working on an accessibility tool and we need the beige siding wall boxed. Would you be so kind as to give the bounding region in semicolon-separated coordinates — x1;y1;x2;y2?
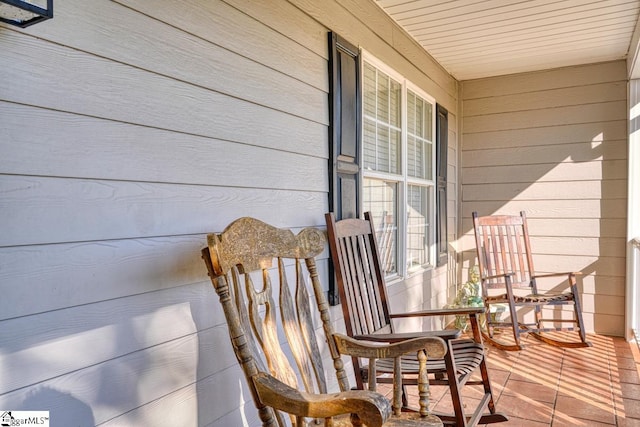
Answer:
0;0;458;425
460;61;628;337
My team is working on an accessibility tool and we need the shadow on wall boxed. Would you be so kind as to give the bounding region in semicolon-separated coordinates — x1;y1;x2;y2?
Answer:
21;387;95;426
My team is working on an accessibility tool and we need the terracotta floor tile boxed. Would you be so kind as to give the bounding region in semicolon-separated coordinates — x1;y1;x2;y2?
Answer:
554;395;616;425
508;370;559;386
427;384;449;402
557;372;613;403
620;383;640;400
622;398;640;419
617;416;640;426
496;394;553;423
552;414;615;426
502;379;557;403
481;416;548;426
618;368;640;384
615;357;640;370
430;393;482;416
486;367;510;390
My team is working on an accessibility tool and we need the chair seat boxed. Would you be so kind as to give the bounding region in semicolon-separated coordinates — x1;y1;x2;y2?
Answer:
328;413;443;427
487;293;574;304
371;339;484;379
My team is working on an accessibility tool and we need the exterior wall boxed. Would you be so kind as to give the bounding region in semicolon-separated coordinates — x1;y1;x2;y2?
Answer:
0;0;458;425
460;61;628;337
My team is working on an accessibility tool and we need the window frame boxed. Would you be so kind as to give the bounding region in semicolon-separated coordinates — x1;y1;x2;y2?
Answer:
360;50;437;280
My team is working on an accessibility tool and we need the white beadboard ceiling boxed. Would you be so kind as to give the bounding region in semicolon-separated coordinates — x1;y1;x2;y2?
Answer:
376;0;640;80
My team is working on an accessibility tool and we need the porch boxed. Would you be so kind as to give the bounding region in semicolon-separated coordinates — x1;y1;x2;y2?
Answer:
393;334;640;426
1;0;639;425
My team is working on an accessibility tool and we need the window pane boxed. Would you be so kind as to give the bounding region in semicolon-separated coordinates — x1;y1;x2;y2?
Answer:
407;89;433;179
362;61;401;174
377;72;389;123
377;125;390;172
407;135;424;178
407;91;416;134
389;79;401;128
363;119;376;170
425;141;432;179
406;185;431;269
363;62;376;118
363;178;397;276
415;96;423;136
424;102;433;141
390;128;400;174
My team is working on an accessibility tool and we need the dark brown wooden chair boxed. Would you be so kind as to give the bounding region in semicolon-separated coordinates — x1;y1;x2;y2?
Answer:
472;211;592;351
202;217;448;427
325;212;508;427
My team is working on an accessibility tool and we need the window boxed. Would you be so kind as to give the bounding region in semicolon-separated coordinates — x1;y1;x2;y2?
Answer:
361;54;436;278
328;33;447;303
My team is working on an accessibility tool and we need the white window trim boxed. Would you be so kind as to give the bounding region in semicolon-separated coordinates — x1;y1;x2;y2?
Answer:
360;50;437;279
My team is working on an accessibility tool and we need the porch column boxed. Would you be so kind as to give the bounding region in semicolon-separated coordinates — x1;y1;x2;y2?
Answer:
627;80;640;341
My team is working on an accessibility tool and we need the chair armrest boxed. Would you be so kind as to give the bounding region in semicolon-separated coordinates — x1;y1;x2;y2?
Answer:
389;308;485;343
333;333;447;359
354;329;461;342
481;272;516;281
253;372;391;427
532;272;581;279
390;307;484;318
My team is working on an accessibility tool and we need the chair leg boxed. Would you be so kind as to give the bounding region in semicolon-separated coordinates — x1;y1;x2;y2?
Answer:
478;358;494;413
508;301;521;348
534;304;543;331
401;384;409;409
569;276;589;345
476;348;508;425
575;302;588;344
484;303;494;338
444;341;466;427
480;302;524;351
527;275;592;349
570;298;591;346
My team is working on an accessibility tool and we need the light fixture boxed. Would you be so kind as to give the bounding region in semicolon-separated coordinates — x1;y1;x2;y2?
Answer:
0;0;52;28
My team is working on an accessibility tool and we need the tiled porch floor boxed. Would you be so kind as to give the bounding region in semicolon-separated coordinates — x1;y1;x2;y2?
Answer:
395;333;640;426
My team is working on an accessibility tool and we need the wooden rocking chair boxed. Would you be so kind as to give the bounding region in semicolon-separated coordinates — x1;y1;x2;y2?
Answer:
325;212;508;427
472;211;592;351
202;217;448;426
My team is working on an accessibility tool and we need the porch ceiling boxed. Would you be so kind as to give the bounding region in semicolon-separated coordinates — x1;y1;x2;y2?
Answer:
376;0;640;80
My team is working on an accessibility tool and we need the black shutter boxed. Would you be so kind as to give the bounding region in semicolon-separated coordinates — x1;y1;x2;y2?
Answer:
328;32;361;304
436;104;448;267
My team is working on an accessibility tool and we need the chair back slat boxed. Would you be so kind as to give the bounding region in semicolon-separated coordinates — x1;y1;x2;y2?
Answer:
473;213;534;289
510;227;521;280
278;258;321;393
296;259;329;394
347;234;374;335
363;233;388;331
496;226;507;276
203;218;345;426
250;268;300;390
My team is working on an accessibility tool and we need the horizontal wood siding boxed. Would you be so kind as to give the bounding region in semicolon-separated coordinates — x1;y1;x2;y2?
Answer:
460;61;628;336
0;0;458;425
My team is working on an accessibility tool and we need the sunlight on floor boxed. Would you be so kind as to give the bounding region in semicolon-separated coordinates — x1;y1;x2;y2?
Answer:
380;333;640;426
